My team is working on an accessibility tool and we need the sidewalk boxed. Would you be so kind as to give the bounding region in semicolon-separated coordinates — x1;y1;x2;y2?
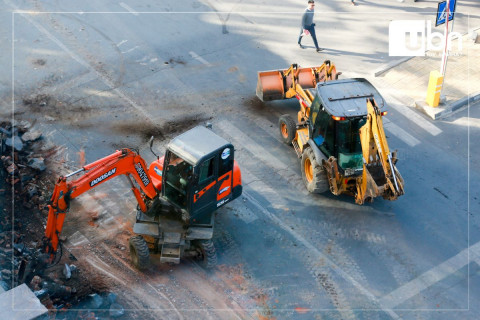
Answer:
373;28;480;120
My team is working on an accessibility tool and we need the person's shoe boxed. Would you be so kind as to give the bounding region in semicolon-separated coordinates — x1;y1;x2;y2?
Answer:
316;48;324;52
298;43;305;49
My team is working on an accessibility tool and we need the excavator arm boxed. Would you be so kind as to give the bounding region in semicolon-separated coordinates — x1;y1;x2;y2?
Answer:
356;99;405;204
44;148;158;253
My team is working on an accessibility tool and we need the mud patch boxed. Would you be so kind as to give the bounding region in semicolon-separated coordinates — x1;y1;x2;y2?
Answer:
110;114;210;141
22;94;52;108
242;96;270;115
33;59;46;66
164;57;186;66
21;94;96;123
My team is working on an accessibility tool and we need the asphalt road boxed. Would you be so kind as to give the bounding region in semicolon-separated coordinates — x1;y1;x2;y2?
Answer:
1;0;479;319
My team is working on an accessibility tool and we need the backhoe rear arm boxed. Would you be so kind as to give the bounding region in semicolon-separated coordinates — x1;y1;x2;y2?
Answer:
357;99;404;204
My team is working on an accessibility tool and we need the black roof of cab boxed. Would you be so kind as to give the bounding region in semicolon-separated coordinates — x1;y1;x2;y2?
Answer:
315;78;386;117
167;126;232;165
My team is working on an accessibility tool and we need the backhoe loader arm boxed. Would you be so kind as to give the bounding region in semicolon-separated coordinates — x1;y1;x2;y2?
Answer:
45;148;158;253
357;99;404;204
282;61;340;122
256;60;341;103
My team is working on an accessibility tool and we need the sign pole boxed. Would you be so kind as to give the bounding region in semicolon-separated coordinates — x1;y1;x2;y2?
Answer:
440;0;450;76
439;0;451;101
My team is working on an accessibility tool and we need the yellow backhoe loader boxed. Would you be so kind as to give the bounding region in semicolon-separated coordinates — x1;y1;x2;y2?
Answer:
256;61;404;204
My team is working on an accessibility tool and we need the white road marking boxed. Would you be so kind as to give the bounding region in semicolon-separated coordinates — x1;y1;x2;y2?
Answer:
379;241;480;309
49;71;97;93
135;56;148;63
451;117;480;129
189;51;212;67
116;39;128;47
241;167;400;319
247;116;284;144
383;118;421;147
119;2;139;16
385;94;442;136
86;256;127;285
369;77;442;136
66;231;89;247
147;284;185;319
216;120;307;194
10;6;153;120
121;45;139;54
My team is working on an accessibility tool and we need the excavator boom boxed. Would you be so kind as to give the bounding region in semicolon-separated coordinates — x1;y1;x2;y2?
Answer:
45;149;158;253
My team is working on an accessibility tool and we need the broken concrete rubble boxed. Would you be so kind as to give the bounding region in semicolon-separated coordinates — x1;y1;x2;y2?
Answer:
0;283;48;319
27;157;46;171
0;120;129;318
5;136;24;152
21;129;42;142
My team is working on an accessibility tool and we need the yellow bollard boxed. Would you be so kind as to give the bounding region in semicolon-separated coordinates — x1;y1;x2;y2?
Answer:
426;70;444;107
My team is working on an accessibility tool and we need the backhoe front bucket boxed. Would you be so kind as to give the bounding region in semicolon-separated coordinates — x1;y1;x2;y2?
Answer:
256;66;320;102
256;70;285;102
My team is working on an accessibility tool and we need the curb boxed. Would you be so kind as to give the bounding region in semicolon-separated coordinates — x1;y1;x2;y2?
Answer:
450;91;480;112
414;92;480;120
373;56;414;77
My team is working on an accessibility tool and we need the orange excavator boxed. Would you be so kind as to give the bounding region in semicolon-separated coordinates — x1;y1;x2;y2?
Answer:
45;125;242;269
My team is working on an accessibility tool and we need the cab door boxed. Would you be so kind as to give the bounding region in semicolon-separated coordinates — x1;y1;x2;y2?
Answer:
216;146;234;206
191;155;218;224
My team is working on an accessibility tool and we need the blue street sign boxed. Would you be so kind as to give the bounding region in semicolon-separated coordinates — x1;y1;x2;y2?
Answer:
436;0;456;26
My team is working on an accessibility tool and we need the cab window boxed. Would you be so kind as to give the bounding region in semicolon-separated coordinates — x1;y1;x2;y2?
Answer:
198;157;215;182
218;147;233;176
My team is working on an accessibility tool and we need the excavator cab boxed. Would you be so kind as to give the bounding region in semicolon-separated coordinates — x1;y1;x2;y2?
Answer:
132;126;242;268
162;151;193;210
158;126;242;225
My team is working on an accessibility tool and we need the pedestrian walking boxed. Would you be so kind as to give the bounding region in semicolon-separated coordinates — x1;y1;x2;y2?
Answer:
298;0;323;52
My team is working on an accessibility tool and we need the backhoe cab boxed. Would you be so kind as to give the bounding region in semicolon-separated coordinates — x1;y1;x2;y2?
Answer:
256;62;404;204
45;126;242;270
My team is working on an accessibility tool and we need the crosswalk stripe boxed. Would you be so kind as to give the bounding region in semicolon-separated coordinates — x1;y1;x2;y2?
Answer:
379;241;480;309
216;120;307;195
383;119;421;147
378;89;443;136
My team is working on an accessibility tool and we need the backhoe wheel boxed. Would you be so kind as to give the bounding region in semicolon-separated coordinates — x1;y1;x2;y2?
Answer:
278;115;296;145
129;236;150;270
196;239;217;270
301;147;329;194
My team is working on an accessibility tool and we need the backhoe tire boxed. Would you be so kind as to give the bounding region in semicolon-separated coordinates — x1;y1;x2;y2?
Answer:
279;115;296;145
301;147;329;194
129;236;150;270
196;239;217;270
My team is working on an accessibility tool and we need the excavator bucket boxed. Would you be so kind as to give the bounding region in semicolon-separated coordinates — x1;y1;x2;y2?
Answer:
256;62;339;102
